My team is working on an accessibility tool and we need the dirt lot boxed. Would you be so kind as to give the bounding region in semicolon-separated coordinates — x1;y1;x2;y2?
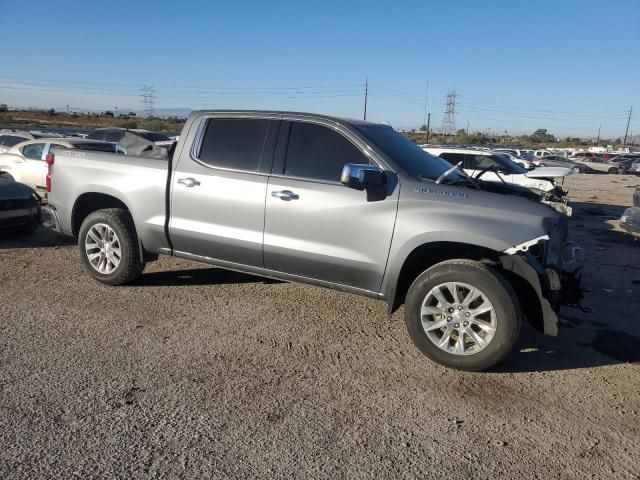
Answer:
1;174;639;479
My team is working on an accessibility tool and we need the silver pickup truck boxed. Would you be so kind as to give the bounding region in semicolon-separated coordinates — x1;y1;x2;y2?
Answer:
43;110;583;371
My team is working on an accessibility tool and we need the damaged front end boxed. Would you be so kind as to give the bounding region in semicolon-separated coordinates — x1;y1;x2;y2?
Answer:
499;216;585;336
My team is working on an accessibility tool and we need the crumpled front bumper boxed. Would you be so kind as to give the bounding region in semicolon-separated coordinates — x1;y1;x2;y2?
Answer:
501;239;585;336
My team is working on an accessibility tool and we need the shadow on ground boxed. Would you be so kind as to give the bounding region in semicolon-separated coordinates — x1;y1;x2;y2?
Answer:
0;227;73;249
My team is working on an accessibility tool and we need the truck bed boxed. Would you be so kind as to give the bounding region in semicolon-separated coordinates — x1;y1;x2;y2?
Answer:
50;149;171;254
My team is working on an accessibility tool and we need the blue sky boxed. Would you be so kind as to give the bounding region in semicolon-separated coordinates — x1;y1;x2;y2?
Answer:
0;0;638;137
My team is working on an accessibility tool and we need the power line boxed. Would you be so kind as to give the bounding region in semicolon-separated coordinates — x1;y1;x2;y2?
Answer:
363;78;368;121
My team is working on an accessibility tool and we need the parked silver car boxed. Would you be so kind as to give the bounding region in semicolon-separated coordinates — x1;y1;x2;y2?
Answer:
42;111;584;371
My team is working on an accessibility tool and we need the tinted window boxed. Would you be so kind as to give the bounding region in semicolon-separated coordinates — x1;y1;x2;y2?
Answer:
198;118;270;171
356;124;461;182
440;152;469;168
0;135;30;147
86;130;107;141
285;122;367;181
105;131;124;143
22;143;45;160
138;131;170;142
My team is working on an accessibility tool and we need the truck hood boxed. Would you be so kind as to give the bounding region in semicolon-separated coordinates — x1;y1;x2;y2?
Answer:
526;167;572;179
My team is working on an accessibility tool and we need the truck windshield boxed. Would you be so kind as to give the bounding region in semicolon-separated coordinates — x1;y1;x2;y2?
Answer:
355;125;464;182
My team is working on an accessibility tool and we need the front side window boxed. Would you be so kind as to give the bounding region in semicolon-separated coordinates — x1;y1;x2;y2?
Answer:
440;152;469;168
198;118;271;171
285;122;367;182
22;143;45;160
86;130;107;141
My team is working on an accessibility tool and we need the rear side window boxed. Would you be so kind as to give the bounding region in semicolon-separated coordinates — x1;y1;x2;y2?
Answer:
284;122;367;181
197;118;271;171
440;152;469;168
22;143;46;160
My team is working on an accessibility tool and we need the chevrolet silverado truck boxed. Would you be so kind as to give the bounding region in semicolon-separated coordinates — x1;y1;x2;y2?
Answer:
42;111;583;371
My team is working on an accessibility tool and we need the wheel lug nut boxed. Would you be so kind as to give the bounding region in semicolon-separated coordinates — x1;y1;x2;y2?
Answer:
463;321;469;327
447;316;453;321
454;323;460;328
458;305;463;310
465;312;470;317
448;308;454;313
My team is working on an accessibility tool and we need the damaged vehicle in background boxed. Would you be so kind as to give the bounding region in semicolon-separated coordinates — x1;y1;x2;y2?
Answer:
43;110;584;371
0;138;125;189
533;155;596;174
0;176;41;233
423;147;572;214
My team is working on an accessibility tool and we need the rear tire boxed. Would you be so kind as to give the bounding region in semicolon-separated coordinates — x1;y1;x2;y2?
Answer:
78;208;145;285
608;167;618;174
404;259;521;372
570;166;581;174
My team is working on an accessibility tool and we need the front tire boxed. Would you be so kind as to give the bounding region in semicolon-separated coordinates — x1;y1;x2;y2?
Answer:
78;208;145;285
608;167;618;174
404;259;521;371
571;166;581;174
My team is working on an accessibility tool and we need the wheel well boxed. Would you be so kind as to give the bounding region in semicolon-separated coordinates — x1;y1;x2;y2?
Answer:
71;193;129;236
392;242;499;312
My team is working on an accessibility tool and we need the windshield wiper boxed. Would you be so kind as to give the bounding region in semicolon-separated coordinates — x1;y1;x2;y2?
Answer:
435;161;463;184
434;161;480;189
474;165;507;184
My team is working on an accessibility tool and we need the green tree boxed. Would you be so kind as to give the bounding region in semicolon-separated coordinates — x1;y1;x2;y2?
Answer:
0;104;8;112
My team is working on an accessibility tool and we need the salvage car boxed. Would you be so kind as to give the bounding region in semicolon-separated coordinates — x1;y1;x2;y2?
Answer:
0;176;41;232
86;128;174;147
0;132;34;154
423;147;571;197
533;155;595;173
0;138;124;188
42;111;584;371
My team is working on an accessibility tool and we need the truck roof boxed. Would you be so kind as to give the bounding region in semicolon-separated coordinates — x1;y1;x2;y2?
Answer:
190;109;383;127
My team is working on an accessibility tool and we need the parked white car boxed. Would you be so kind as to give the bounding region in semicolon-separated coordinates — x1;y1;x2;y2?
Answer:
423;147;572;192
0;138;124;189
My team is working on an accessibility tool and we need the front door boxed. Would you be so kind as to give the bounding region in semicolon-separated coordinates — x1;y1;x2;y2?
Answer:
170;116;279;267
263;120;398;293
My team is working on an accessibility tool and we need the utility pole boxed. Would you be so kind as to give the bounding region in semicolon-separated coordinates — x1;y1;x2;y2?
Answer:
596;124;601;145
425;113;431;143
66;104;69;114
114;106;118;118
363;78;368;121
422;80;429;129
466;121;469;135
623;106;633;145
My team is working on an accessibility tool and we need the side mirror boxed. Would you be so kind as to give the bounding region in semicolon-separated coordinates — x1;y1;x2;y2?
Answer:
340;163;386;191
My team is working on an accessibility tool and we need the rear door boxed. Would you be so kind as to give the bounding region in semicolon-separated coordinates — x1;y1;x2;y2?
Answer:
169;115;279;267
263;119;398;293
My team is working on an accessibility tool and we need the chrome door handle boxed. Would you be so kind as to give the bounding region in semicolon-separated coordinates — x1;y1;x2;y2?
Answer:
177;177;200;187
271;190;299;201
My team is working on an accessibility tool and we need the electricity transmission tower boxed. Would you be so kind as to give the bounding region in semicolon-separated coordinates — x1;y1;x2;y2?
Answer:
441;89;457;136
141;85;156;117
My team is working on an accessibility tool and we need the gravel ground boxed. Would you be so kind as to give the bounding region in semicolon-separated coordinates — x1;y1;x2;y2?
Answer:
1;174;639;479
